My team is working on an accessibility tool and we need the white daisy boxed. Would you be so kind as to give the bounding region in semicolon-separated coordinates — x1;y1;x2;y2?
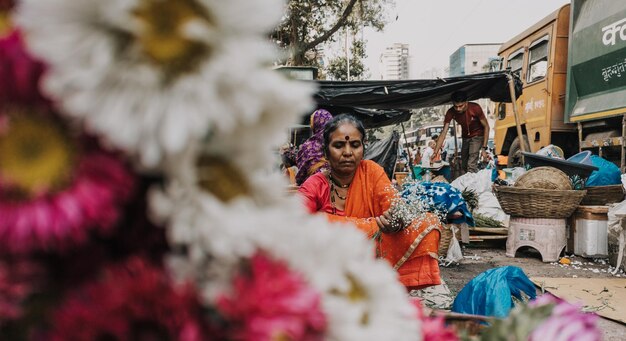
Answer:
15;0;310;167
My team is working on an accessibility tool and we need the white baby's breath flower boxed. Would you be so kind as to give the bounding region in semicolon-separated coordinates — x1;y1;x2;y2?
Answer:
16;0;311;167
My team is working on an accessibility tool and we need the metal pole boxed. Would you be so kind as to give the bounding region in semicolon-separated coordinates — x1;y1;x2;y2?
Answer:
345;27;350;81
400;122;416;179
507;73;526;154
622;115;626;173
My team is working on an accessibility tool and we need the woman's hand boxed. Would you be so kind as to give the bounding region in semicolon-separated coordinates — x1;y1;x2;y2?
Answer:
376;210;406;234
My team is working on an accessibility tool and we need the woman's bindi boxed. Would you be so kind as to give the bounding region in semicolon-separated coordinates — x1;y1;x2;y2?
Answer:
345;136;350;140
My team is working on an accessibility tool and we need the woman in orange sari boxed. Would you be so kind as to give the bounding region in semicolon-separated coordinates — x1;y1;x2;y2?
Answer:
299;114;441;291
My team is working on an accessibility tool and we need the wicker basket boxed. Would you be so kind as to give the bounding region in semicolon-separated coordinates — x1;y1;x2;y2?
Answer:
493;185;586;218
438;225;453;257
514;166;572;190
581;185;625;206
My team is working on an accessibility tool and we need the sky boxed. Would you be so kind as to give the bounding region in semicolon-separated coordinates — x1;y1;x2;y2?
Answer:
361;0;569;79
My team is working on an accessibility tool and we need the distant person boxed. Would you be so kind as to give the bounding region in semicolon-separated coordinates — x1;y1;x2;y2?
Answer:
279;144;298;185
413;146;421;166
433;91;489;173
442;134;462;163
296;109;333;185
421;140;435;167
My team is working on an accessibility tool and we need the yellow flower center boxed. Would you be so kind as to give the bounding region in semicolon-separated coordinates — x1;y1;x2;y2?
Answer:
0;110;76;199
0;12;11;37
133;0;214;79
196;154;249;202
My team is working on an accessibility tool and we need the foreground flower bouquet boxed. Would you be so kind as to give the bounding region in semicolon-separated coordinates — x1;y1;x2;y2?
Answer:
0;1;423;339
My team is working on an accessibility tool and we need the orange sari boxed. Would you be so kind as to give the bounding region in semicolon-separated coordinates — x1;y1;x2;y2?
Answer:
317;160;441;290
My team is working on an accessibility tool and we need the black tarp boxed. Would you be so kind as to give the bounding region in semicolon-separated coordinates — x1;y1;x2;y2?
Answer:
364;131;400;179
310;71;522;128
316;106;412;129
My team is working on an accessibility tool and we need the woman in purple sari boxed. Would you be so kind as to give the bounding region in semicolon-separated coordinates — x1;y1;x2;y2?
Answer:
295;109;333;185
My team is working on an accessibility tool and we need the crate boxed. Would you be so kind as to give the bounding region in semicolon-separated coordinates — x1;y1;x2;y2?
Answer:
567;206;608;257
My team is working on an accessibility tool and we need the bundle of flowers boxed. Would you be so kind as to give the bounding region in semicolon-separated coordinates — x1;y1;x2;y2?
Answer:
395;180;474;226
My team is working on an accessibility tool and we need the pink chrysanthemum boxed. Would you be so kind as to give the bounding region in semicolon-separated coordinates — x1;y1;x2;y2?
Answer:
528;294;601;341
48;257;207;341
0;29;135;254
0;133;135;253
411;298;459;341
0;256;43;324
217;252;327;341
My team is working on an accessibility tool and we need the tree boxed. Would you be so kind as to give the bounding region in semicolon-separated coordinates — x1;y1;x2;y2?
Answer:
365;126;384;144
326;38;368;80
410;107;445;126
272;0;392;67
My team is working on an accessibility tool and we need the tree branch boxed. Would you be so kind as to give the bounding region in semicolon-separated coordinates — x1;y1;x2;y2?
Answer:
303;0;359;52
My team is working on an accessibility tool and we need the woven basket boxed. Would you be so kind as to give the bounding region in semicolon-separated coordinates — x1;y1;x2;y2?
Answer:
493;185;586;218
514;166;572;190
438;225;453;257
581;185;625;206
432;175;449;183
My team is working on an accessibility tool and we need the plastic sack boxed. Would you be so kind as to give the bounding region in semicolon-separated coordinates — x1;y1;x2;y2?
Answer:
451;169;493;194
444;226;463;264
607;201;626;275
536;144;565;159
451;266;536;318
451;169;509;223
586;155;621;186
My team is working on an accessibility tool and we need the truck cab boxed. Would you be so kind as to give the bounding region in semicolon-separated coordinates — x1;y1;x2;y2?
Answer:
494;4;578;167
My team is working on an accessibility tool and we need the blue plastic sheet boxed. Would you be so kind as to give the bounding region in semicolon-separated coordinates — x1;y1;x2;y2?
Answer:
585;155;621;187
451;266;536;318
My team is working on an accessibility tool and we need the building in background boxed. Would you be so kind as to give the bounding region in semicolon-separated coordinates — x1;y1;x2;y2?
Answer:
379;43;409;80
418;66;448;79
449;43;501;77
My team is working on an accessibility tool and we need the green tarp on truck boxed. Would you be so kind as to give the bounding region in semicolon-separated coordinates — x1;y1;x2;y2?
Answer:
565;0;626;122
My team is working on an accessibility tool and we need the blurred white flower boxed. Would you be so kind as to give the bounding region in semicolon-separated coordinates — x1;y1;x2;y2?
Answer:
149;180;421;341
16;0;311;167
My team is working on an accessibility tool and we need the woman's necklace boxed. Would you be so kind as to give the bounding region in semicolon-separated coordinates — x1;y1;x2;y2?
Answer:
333;186;347;200
329;179;348;215
329;175;350;188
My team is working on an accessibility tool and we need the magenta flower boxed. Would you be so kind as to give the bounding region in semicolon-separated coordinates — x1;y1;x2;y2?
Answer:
48;257;208;341
0;256;43;324
217;252;327;341
528;294;601;341
0;30;48;105
0;146;135;253
0;28;135;254
411;298;459;341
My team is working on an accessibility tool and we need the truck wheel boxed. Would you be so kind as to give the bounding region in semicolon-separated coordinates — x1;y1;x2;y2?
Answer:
507;135;529;168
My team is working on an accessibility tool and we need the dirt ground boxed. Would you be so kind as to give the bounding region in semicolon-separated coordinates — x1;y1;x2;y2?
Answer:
438;240;626;340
